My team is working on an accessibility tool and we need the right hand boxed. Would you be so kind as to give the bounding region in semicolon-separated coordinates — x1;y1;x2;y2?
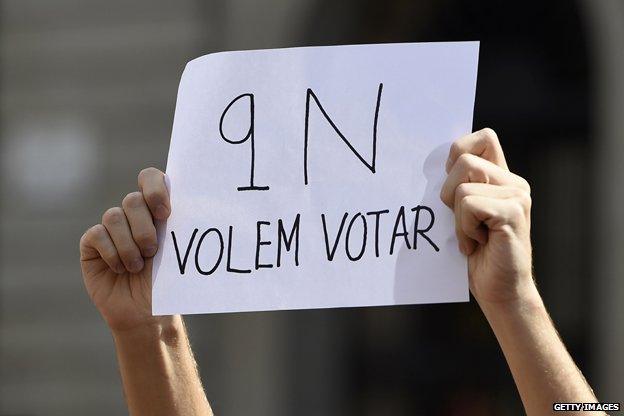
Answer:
79;167;171;332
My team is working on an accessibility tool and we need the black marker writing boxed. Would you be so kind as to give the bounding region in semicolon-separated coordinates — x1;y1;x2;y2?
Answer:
321;212;349;261
277;214;301;267
226;225;252;273
255;221;273;270
172;228;198;275
345;212;367;261
390;206;411;255
171;204;438;276
219;93;269;192
412;205;439;252
195;228;224;275
303;83;383;185
366;209;390;257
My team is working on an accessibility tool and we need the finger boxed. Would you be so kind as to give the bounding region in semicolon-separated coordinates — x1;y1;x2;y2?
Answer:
453;183;527;212
446;128;508;173
122;192;158;258
453;183;529;254
80;224;125;274
440;153;529;208
138;167;170;220
458;195;528;255
102;207;144;273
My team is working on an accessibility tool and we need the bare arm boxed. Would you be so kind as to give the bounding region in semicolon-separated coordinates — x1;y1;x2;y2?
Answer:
80;168;212;416
481;289;597;414
442;129;598;415
113;316;212;415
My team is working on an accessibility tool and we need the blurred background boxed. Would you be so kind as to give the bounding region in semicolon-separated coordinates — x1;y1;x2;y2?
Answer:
1;0;623;414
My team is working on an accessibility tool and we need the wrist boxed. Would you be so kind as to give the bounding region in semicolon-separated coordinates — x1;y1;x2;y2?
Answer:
477;278;545;320
112;315;185;347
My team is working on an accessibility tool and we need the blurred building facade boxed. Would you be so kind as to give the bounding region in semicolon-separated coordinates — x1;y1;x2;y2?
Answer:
1;0;622;415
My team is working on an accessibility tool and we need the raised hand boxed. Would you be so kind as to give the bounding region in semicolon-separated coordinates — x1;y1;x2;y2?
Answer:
440;128;534;306
80;167;170;332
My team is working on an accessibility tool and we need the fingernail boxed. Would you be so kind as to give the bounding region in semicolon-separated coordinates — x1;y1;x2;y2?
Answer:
130;258;144;273
155;204;169;219
145;245;158;257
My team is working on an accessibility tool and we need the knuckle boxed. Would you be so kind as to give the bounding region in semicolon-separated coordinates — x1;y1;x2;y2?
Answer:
440;183;453;206
481;127;499;144
91;223;107;237
459;194;473;210
134;230;156;246
449;141;461;157
509;199;526;220
456;152;473;168
455;182;471;199
102;207;124;225
457;153;481;174
122;192;144;209
80;224;107;253
79;230;91;249
79;232;89;246
138;166;161;183
100;247;118;262
459;157;486;183
513;174;531;194
517;191;532;211
521;177;531;194
117;243;139;260
86;224;107;241
143;188;166;206
456;153;478;177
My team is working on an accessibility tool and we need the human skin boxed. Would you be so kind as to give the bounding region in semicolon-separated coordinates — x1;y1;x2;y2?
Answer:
79;128;599;415
440;128;600;415
79;168;212;416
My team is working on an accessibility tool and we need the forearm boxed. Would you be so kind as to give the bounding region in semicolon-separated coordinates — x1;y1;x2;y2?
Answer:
112;315;213;416
479;284;598;415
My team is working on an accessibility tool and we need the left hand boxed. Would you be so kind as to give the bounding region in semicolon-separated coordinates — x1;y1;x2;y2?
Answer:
440;128;535;307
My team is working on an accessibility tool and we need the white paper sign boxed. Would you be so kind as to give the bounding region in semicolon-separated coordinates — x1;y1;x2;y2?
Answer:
152;42;479;315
